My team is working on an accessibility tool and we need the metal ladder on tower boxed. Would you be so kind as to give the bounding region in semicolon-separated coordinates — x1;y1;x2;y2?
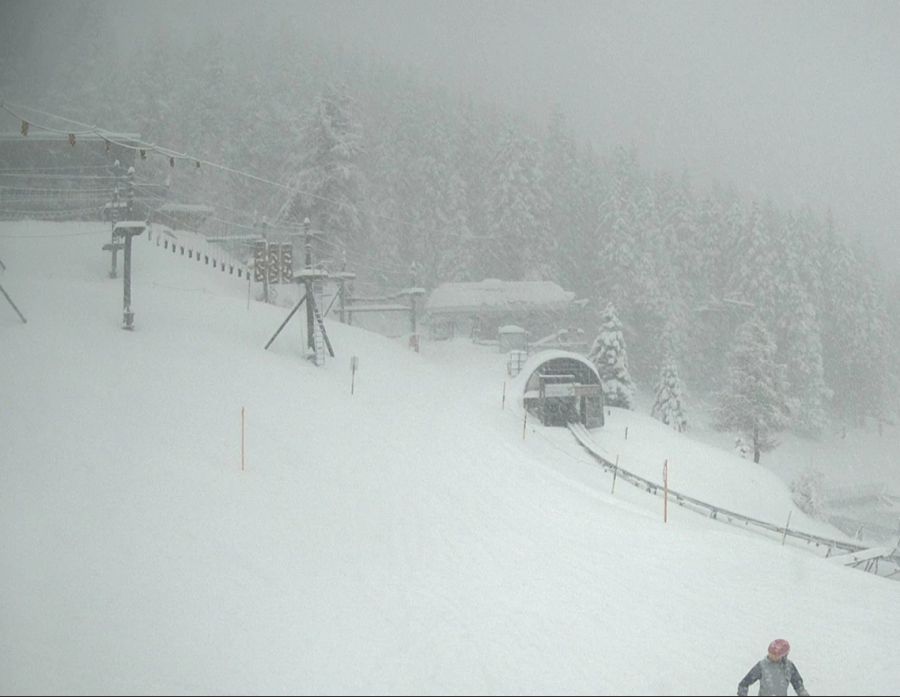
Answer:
312;281;326;365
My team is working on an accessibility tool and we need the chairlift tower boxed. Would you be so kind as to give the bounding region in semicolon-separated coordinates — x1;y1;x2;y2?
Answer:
263;217;334;364
0;256;27;324
114;221;145;329
102;164;124;278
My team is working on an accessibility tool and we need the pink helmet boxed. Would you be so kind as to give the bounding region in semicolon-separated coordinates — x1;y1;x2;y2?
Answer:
768;639;791;658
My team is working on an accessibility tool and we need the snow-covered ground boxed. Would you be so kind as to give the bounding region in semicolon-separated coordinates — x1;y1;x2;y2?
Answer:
2;221;899;695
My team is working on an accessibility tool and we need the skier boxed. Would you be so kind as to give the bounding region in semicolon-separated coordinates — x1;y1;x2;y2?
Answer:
737;639;809;696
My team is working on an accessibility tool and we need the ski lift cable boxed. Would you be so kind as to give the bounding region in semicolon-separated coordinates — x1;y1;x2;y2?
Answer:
0;98;458;241
0;165;115;173
0;172;122;181
136;183;415;280
3;100;582;296
0;184;115;193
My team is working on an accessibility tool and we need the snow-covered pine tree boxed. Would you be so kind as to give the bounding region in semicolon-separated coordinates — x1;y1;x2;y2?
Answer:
684;190;743;396
543;108;591;296
715;317;789;463
588;303;636;409
277;84;369;259
480;124;552;281
790;468;827;519
655;170;698;302
406;110;473;288
651;356;688;431
818;216;892;427
764;212;830;436
726;201;782;324
596;146;642;311
628;181;689;385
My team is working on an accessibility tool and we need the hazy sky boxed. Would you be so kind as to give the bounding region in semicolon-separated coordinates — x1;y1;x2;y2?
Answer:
4;0;899;264
307;0;900;262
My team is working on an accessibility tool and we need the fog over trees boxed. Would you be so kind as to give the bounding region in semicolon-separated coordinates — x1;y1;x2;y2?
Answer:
1;0;897;436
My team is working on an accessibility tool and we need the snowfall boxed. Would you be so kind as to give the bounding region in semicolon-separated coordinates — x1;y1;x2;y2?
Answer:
1;220;899;696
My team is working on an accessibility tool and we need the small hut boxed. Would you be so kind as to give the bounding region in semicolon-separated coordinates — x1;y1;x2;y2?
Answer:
511;350;604;428
498;325;527;353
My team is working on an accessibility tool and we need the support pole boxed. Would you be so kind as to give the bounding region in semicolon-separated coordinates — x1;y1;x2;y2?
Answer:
330;270;356;321
781;510;792;546
346;279;353;326
123;232;134;327
110;184;119;278
338;252;348;323
303;218;316;354
264;294;307;350
663;459;669;523
114;221;145;330
323;288;341;318
106;164;122;278
0;283;27;323
611;454;619;494
126;166;135;218
409;261;419;352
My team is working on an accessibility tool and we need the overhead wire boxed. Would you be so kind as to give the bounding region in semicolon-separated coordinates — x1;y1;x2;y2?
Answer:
131;170;417;281
0;100;108;132
0;184;114;193
0;172;121;180
0;97;455;244
2;98;568;313
0;165;115;173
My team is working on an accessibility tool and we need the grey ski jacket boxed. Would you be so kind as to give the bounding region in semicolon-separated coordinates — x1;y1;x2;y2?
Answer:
737;657;809;696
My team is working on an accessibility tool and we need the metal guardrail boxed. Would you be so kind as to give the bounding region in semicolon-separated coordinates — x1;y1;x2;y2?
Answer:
567;423;900;568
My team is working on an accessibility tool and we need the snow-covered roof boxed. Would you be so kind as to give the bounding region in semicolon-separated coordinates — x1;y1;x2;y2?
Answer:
509;349;600;400
114;221;146;230
425;279;575;315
